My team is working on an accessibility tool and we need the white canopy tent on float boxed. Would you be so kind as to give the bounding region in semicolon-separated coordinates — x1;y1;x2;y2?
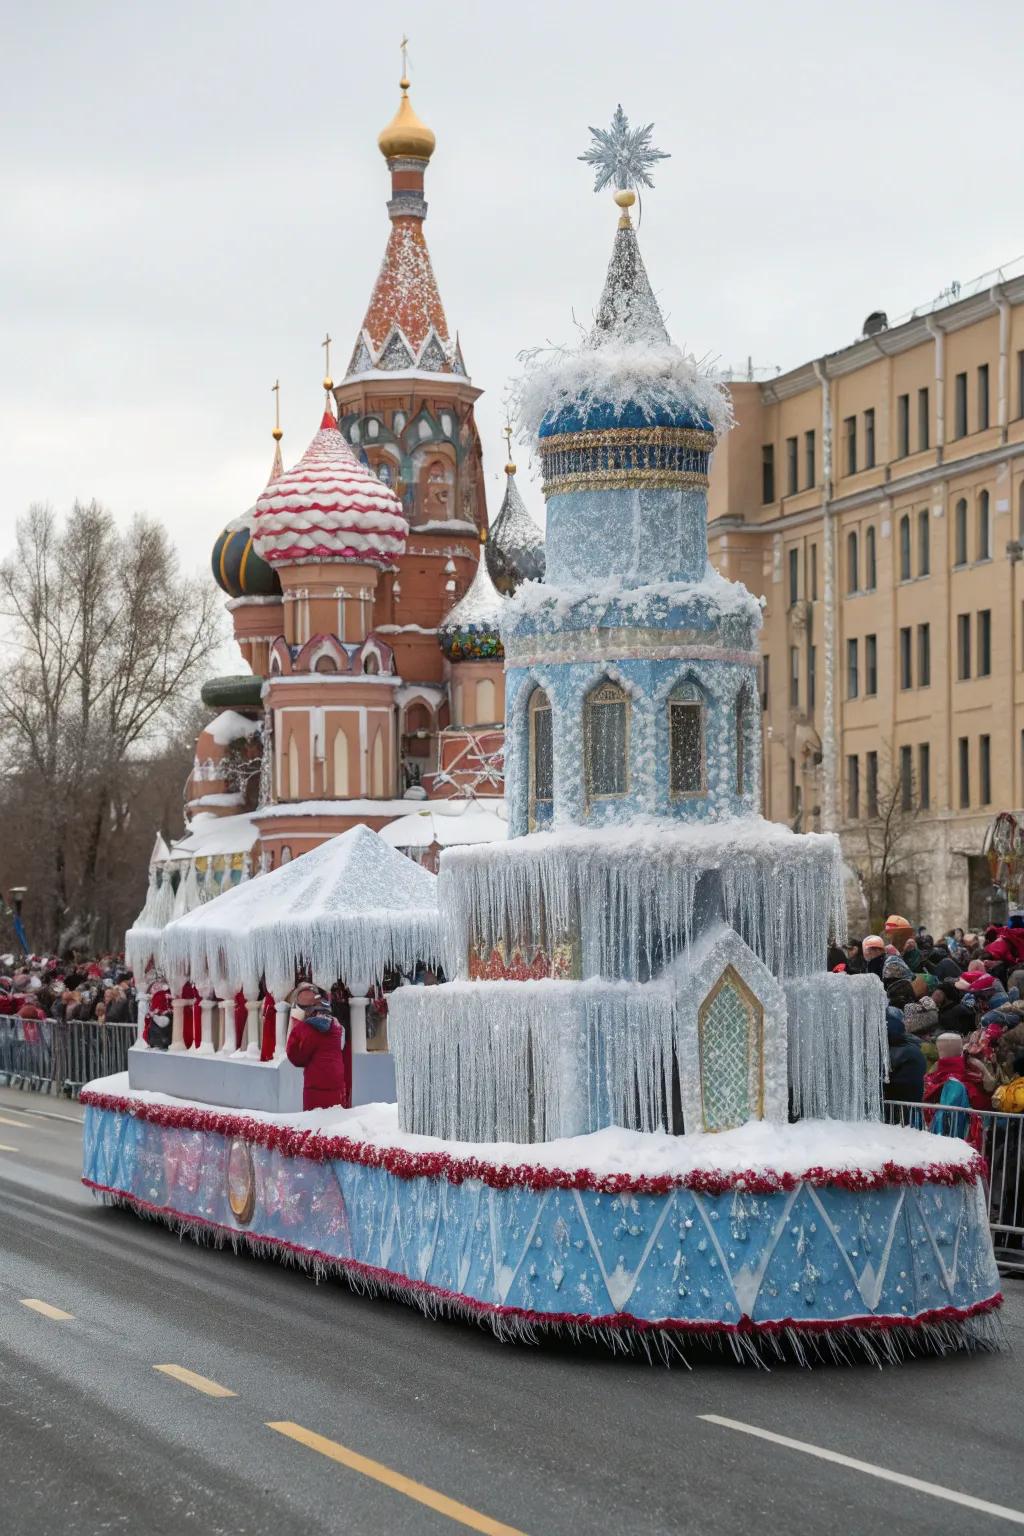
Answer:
158;824;444;1008
379;799;508;858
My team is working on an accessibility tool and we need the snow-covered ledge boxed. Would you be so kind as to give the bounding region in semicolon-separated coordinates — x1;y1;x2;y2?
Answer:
128;1044;304;1113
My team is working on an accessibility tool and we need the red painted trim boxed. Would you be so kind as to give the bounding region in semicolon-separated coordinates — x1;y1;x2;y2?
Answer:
81;1177;1004;1337
80;1090;988;1197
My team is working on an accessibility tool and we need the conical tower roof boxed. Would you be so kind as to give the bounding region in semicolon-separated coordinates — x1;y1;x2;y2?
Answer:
439;540;505;660
486;466;545;595
591;221;670;346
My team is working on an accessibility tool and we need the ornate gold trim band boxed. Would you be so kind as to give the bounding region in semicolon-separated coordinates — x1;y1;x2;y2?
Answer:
543;469;709;494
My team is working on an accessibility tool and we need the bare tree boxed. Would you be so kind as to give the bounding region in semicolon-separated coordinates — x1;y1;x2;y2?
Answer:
858;752;920;931
0;502;224;951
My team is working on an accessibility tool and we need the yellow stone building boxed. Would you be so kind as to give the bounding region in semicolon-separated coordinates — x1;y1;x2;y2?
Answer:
707;267;1024;932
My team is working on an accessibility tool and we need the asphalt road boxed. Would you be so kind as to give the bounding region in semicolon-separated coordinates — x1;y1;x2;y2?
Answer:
1;1081;1022;1536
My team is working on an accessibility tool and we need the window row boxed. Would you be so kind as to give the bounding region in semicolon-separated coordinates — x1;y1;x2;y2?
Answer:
846;489;992;594
846;626;931;699
846;744;931;821
527;680;755;810
957;734;993;810
956;609;993;680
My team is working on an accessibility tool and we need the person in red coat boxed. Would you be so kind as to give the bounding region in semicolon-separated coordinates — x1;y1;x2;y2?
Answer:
285;983;349;1111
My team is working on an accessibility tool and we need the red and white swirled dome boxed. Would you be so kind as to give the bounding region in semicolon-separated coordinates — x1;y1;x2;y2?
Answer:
252;410;407;568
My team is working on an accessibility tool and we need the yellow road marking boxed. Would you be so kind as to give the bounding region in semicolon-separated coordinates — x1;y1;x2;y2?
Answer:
153;1364;236;1398
267;1421;527;1536
0;1114;36;1129
20;1298;74;1321
0;1143;18;1152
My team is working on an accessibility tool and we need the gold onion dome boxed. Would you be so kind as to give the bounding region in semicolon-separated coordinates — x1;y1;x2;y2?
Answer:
378;76;436;161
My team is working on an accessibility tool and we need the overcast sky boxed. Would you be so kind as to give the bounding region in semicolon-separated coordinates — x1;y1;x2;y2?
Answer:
4;0;1022;572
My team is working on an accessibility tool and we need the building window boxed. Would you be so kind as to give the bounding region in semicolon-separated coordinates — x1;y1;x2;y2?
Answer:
864;526;877;590
807;643;816;712
844;415;857;475
669;683;705;798
917;508;930;576
917;623;931;687
918;386;930;450
954;498;968;565
978;364;990;431
899;627;912;690
761;654;770;712
900;745;913;812
978;609;992;676
847;755;860;820
529;689;553;807
762;444;775;503
1019;482;1024;542
585;681;629;800
810;542;818;601
865;633;878;696
1018;350;1024;419
789;646;800;707
954;371;968;438
959;736;970;808
980;734;992;806
847;529;859;593
786;436;798;495
805;430;816;489
788;547;799;607
977;490;991;560
789;756;799;819
899;514;911;581
957;613;971;679
866;750;879;817
897;394;910;458
847;637;859;699
919;743;931;810
864;408;876;469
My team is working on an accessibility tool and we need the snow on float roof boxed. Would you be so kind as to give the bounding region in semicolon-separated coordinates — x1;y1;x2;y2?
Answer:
379;800;508;851
502;566;763;633
253;410;408;569
202;710;261;747
160;824;442;995
88;1075;979;1184
513;220;733;446
169;812;260;861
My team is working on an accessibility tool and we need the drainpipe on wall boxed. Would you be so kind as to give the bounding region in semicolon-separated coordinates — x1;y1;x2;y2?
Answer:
813;357;836;832
925;315;945;454
992;283;1010;442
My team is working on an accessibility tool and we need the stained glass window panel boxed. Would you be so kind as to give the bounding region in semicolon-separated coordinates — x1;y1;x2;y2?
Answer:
586;683;628;798
699;972;762;1132
669;701;703;796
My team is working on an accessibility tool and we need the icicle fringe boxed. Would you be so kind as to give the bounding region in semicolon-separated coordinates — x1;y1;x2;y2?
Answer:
786;974;888;1122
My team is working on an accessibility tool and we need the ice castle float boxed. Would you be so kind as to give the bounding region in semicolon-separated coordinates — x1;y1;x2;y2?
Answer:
82;113;1001;1359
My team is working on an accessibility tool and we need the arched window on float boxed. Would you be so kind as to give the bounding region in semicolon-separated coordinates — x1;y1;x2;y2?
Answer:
528;688;553;828
585;679;630;802
698;966;764;1131
668;680;706;799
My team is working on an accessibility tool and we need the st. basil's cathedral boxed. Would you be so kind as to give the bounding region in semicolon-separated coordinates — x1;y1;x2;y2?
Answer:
179;73;545;885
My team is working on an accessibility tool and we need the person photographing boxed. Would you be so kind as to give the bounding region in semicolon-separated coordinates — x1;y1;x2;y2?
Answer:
285;981;349;1111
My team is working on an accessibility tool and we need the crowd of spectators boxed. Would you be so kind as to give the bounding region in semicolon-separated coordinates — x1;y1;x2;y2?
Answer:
0;955;136;1027
830;913;1024;1120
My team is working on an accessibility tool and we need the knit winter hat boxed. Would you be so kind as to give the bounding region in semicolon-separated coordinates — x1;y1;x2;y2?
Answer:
955;972;997;993
862;934;885;954
883;956;913;982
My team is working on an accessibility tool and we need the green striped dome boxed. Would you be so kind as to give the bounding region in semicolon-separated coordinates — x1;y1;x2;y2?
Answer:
211;513;282;598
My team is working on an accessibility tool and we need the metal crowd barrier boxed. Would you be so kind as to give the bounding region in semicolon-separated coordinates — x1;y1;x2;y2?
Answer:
884;1099;1024;1276
0;1017;136;1099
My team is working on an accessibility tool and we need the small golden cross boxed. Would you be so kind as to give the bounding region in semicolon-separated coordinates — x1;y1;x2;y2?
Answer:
271;378;280;431
400;34;409;81
321;332;332;381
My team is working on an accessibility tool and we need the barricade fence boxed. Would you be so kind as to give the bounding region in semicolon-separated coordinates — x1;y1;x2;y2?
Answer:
884;1099;1024;1276
0;1017;136;1099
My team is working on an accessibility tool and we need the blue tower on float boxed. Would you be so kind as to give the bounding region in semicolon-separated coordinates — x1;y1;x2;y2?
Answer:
502;176;762;835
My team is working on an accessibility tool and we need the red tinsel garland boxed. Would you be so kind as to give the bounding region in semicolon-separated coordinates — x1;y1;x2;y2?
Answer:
82;1176;1004;1337
80;1089;987;1198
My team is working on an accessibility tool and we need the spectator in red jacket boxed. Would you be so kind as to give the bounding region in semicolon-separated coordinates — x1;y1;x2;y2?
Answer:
286;982;348;1112
924;1033;996;1111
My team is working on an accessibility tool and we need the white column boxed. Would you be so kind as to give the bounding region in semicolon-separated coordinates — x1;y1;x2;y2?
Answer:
215;984;234;1054
244;991;262;1059
349;997;369;1054
135;990;150;1046
169;995;186;1053
198;990;217;1056
274;999;290;1059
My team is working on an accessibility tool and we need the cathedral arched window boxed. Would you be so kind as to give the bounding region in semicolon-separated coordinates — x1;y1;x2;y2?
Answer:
363;652;380;675
668;680;705;798
585;680;629;801
529;689;553;818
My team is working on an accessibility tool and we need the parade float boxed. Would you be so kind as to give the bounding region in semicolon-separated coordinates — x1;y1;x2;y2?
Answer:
81;110;1002;1360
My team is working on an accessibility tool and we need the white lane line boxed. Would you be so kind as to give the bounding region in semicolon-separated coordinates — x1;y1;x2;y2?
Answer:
700;1415;1024;1526
0;1114;37;1129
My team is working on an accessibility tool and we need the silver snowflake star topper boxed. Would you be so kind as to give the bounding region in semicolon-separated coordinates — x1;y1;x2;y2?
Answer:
578;104;670;193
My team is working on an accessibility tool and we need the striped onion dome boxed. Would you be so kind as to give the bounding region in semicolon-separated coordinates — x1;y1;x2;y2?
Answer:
253;409;407;568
